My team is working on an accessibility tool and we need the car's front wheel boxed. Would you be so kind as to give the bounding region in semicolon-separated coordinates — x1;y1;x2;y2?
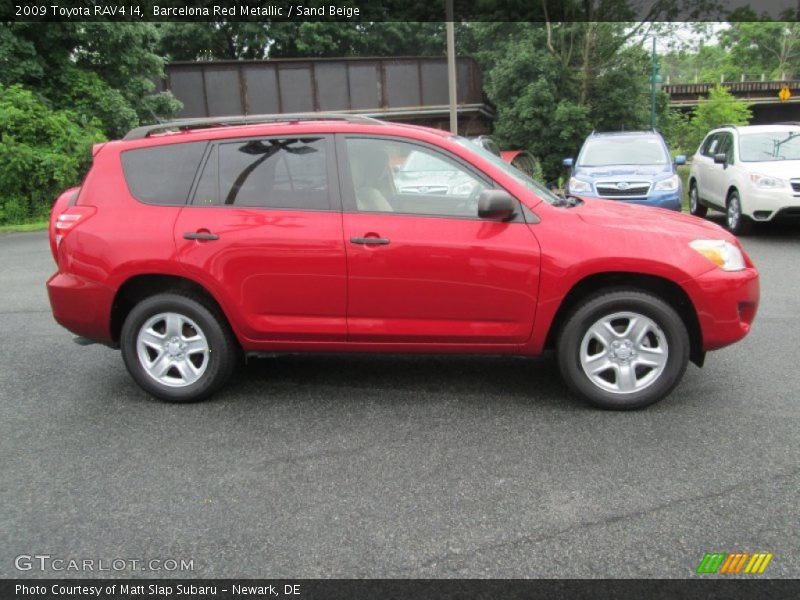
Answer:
557;290;690;410
121;293;238;402
726;190;752;236
689;182;707;217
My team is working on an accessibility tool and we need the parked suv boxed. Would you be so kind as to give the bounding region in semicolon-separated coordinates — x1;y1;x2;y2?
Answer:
689;124;800;234
564;131;686;211
47;114;759;410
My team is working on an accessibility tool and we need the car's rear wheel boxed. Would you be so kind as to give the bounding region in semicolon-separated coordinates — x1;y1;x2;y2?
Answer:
689;182;707;217
121;293;237;402
557;290;690;410
726;190;752;236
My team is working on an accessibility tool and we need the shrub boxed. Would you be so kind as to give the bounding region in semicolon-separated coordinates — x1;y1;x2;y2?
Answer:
0;84;104;224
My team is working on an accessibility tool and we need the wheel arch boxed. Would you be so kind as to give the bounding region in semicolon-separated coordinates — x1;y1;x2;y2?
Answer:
110;273;237;345
545;272;704;367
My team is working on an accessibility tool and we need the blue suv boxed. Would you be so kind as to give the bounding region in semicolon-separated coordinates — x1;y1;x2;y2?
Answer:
564;131;686;211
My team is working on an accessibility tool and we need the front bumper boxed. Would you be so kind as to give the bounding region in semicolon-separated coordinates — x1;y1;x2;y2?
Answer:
47;272;115;343
745;187;800;221
685;266;760;351
579;189;682;211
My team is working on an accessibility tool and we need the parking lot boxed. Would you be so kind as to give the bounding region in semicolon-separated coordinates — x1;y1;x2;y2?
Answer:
1;221;798;578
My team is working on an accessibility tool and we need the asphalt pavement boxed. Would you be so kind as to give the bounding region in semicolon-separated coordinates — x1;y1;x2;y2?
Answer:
1;221;798;579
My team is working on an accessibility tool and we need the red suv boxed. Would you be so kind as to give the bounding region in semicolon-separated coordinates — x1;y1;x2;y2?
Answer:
47;115;759;409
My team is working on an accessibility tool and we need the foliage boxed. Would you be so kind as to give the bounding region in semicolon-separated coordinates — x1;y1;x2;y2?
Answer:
156;22;451;60
0;85;104;224
0;23;182;137
685;85;752;153
468;22;652;181
661;15;800;83
658;86;751;157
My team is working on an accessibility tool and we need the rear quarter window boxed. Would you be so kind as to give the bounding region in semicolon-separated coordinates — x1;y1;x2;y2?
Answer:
121;142;207;205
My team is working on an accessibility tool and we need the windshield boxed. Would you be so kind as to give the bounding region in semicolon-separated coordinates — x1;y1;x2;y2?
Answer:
739;131;800;162
578;136;669;167
454;137;563;205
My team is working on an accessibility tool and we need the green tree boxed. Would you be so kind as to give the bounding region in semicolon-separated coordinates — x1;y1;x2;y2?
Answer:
0;85;105;224
0;23;181;137
685;85;752;153
468;22;652;181
719;16;800;81
156;22;450;61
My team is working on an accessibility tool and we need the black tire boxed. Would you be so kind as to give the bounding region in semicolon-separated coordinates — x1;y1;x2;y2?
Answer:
689;181;707;217
120;293;238;403
556;290;690;410
725;190;752;236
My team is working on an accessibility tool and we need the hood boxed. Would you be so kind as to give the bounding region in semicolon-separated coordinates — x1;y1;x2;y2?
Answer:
574;164;672;180
575;197;732;240
739;159;800;180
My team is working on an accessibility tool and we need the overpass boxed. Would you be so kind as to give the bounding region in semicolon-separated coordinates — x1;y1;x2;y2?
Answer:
155;57;495;136
664;80;800;123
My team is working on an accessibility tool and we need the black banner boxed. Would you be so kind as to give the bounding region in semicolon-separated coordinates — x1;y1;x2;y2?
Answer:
3;0;799;23
2;579;800;600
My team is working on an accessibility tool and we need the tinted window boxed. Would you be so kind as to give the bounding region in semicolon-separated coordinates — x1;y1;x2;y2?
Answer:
578;136;668;166
345;138;488;218
194;137;329;210
121;142;206;205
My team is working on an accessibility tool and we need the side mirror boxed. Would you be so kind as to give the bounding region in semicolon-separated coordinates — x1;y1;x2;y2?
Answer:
674;155;686;166
713;153;728;165
478;190;517;221
563;158;574;168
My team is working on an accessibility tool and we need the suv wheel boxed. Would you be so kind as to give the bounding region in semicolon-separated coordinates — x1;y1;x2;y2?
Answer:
689;182;707;217
557;290;690;410
121;293;238;402
726;190;752;236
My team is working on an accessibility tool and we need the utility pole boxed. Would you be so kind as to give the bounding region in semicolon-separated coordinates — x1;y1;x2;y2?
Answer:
650;36;661;130
446;0;457;134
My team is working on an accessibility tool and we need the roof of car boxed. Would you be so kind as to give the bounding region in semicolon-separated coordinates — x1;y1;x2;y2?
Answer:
122;113;453;143
589;130;662;138
713;123;800;134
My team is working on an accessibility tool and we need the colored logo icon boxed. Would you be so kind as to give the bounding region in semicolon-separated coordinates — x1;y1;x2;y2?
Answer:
696;552;773;574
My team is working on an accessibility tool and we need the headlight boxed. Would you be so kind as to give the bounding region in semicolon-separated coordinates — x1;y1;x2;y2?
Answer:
569;177;592;193
750;172;787;189
654;174;680;191
689;239;746;271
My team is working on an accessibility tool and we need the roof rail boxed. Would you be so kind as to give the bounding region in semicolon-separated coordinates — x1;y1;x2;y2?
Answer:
718;123;740;129
123;112;386;140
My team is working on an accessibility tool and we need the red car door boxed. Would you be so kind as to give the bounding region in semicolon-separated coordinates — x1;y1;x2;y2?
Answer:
338;135;541;345
174;135;347;343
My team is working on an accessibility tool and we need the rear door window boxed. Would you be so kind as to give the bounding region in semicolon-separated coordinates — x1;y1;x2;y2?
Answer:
121;142;207;205
192;137;331;211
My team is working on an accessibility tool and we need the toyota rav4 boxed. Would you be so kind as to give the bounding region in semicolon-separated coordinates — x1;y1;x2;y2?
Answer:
47;114;759;410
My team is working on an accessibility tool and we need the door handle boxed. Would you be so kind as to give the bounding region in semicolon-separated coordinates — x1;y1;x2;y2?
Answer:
350;236;390;245
184;231;219;241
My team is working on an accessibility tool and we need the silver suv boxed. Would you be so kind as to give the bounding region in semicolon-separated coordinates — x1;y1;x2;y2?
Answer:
689;124;800;234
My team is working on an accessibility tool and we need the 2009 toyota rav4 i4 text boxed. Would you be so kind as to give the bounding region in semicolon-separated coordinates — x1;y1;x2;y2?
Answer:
47;115;759;410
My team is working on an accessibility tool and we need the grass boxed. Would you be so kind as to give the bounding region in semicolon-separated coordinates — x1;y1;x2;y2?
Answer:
0;219;49;233
678;164;691;212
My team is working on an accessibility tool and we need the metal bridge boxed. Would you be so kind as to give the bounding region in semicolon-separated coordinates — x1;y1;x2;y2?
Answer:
664;80;800;123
